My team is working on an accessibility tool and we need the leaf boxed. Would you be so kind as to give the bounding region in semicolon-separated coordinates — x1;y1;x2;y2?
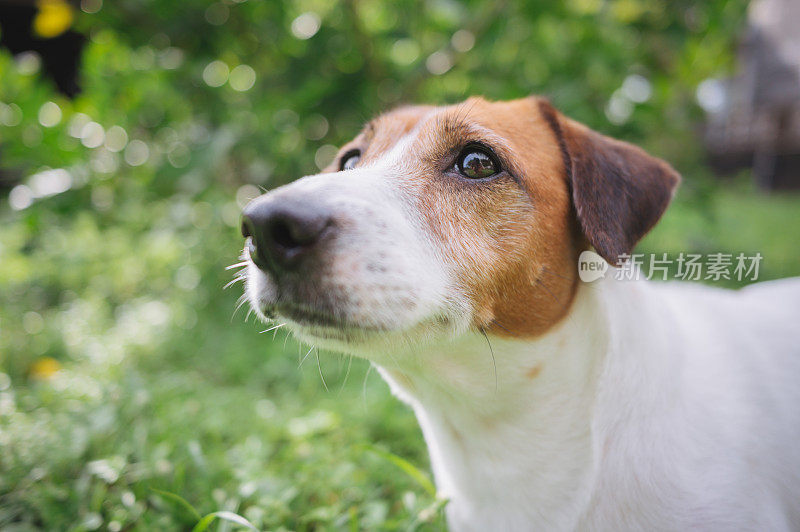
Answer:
192;511;259;532
363;445;436;497
149;487;202;522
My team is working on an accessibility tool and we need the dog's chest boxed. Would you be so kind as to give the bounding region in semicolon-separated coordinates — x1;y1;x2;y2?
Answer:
416;400;597;531
377;340;601;530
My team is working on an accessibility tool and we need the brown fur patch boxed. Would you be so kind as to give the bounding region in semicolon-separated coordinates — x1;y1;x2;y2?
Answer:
408;97;582;338
538;100;681;265
526;363;543;379
325;96;677;338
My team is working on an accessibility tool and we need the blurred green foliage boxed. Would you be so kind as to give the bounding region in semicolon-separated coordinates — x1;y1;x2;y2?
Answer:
1;0;798;530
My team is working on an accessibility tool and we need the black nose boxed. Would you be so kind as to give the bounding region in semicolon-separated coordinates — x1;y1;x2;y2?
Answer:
241;198;332;271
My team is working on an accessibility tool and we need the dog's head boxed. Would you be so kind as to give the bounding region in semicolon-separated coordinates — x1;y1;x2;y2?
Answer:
239;97;679;355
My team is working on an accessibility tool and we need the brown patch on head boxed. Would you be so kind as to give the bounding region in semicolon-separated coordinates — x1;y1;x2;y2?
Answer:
408;97;584;338
323;96;678;339
323;97;583;338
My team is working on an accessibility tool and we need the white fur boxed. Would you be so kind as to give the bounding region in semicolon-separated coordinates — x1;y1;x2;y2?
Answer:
374;274;800;530
243;113;800;530
245;118;475;353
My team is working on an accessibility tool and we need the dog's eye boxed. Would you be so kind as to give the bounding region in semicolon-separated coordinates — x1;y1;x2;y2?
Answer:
340;150;361;171
456;147;498;179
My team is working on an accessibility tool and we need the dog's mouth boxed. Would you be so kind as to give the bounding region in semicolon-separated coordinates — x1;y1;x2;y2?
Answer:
275;303;388;333
243;251;458;349
252;297;396;346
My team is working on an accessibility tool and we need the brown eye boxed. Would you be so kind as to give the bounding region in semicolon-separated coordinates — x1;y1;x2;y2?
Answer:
340;150;361;171
457;147;498;179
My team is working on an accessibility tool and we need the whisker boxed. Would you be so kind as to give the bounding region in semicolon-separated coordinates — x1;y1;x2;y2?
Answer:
479;328;498;393
226;261;248;270
231;295;248;322
540;265;571;280
454;97;480;125
316;348;329;392
491;319;515;336
223;276;244;290
338;355;354;395
362;364;373;412
299;345;315;368
536;277;561;304
259;323;285;334
385;349;403;371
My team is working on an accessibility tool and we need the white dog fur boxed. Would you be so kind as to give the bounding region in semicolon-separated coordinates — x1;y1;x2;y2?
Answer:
241;97;800;531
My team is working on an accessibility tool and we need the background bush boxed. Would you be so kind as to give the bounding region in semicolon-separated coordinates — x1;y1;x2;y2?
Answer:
1;0;797;530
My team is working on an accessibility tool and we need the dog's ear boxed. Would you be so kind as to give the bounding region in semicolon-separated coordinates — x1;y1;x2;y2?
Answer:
537;100;680;265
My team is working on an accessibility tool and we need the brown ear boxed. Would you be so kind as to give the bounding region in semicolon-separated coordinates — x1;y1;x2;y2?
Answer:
538;100;680;265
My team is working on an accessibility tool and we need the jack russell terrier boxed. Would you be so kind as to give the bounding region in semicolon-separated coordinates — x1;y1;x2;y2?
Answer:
239;97;800;531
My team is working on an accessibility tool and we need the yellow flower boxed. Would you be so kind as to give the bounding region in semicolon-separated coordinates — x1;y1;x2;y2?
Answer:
33;0;75;39
30;357;61;379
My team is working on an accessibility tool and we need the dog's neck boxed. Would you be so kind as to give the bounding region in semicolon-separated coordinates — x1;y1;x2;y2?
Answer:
376;281;613;529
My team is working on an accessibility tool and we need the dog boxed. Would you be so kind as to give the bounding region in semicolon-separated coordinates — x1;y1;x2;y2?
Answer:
239;96;800;531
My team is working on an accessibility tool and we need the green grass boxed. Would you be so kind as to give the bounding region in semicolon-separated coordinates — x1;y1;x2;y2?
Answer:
1;179;798;531
1;325;447;531
641;177;800;284
0;187;447;530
